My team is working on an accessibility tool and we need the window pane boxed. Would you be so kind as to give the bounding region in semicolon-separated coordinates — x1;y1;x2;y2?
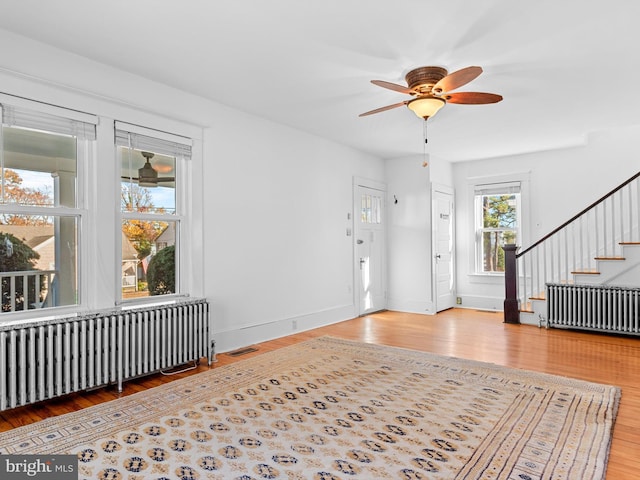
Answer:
361;193;382;224
122;220;176;298
0;217;78;312
480;230;516;273
2;125;77;207
119;147;175;214
361;194;369;223
482;194;518;229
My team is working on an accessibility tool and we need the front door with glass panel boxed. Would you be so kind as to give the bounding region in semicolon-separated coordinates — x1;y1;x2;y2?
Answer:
355;183;386;315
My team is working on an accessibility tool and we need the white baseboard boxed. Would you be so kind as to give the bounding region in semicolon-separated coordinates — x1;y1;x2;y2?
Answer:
455;295;503;312
387;297;435;315
213;304;355;353
519;316;539;326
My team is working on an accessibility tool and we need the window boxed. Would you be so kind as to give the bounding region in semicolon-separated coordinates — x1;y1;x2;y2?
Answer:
361;192;382;224
116;123;191;300
474;182;521;274
0;101;96;312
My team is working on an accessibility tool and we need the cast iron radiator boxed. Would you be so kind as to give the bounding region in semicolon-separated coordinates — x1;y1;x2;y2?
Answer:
0;298;213;411
546;283;640;335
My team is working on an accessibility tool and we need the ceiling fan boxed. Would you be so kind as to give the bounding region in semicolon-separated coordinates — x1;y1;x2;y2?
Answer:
122;151;175;187
359;66;503;120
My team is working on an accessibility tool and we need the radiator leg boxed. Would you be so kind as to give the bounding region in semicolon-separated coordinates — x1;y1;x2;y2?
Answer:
208;340;217;366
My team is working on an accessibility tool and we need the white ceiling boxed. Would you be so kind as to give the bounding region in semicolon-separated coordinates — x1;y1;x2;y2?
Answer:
0;0;639;162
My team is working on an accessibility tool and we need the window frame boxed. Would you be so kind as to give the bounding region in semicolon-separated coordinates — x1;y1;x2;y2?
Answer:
0;96;97;317
115;122;192;305
474;187;521;274
467;173;530;280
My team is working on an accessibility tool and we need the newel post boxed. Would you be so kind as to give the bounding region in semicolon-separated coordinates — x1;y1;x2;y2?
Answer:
503;244;520;324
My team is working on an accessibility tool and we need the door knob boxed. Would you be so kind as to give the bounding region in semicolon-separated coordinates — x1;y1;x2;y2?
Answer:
357;239;364;244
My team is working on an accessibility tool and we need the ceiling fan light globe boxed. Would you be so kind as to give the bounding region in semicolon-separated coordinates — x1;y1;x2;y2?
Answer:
407;97;446;119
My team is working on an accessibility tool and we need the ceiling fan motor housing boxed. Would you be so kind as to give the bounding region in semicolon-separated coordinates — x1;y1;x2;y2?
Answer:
405;66;448;94
139;160;158;181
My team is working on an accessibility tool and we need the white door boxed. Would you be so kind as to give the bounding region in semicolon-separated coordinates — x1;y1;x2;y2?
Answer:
433;187;455;311
355;183;386;315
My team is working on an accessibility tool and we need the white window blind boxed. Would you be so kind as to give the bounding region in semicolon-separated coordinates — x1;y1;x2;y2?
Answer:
1;103;97;140
115;122;192;159
474;181;521;196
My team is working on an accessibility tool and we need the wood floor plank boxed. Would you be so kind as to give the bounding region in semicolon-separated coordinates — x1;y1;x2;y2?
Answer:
0;308;638;478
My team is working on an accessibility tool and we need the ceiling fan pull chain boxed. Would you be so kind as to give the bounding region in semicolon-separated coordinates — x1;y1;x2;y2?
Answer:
422;119;429;168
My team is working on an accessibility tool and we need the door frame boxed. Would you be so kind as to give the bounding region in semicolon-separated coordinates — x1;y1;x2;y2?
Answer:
353;177;387;316
431;183;456;312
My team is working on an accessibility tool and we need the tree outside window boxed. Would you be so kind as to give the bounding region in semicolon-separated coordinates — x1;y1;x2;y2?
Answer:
475;183;520;274
119;151;176;299
117;125;190;300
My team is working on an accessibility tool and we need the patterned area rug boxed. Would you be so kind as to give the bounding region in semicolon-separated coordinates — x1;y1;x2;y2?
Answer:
0;337;620;480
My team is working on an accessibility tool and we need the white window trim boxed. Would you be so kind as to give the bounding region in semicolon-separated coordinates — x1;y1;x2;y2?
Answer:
0;87;204;321
467;171;530;282
115;122;191;305
0;98;96;320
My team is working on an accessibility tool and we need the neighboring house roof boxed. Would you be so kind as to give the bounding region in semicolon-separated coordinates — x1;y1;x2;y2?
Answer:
27;235;54;249
154;223;175;245
1;225;54;270
0;225;54;248
0;224;139;262
122;232;138;261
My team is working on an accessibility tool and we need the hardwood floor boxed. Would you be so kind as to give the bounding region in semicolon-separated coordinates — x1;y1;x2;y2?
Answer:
1;308;638;478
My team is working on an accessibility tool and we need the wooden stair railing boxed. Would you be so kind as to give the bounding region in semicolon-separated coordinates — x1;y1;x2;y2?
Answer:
505;170;640;324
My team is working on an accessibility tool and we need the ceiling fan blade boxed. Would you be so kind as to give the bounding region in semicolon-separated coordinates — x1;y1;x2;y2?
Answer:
359;101;408;117
371;80;414;94
432;66;483;94
121;176;175;184
444;92;503;104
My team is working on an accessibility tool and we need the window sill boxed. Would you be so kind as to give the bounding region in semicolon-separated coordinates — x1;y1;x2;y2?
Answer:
468;273;505;285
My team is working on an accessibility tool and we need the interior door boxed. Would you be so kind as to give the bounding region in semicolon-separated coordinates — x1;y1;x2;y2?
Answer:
355;183;386;315
433;187;455;312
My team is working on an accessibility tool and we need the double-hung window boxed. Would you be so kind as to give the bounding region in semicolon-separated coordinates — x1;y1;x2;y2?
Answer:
116;123;191;300
474;182;521;274
0;101;96;313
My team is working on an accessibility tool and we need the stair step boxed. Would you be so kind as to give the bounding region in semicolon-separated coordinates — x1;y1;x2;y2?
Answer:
519;300;534;313
571;269;600;275
620;242;640;245
594;256;625;261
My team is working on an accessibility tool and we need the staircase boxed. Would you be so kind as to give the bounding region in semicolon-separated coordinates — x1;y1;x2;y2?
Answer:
520;242;640;326
505;171;640;331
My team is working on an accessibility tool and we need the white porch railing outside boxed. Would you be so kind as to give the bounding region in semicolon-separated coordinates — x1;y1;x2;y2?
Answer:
1;269;57;312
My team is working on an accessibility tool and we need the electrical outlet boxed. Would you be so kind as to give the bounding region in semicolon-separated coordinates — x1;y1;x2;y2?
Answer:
292;319;298;330
456;297;462;305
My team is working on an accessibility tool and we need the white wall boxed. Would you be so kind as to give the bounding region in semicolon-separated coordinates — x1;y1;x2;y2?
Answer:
0;28;385;350
8;24;639;347
385;156;432;313
453;126;640;311
384;154;454;314
204;106;384;351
